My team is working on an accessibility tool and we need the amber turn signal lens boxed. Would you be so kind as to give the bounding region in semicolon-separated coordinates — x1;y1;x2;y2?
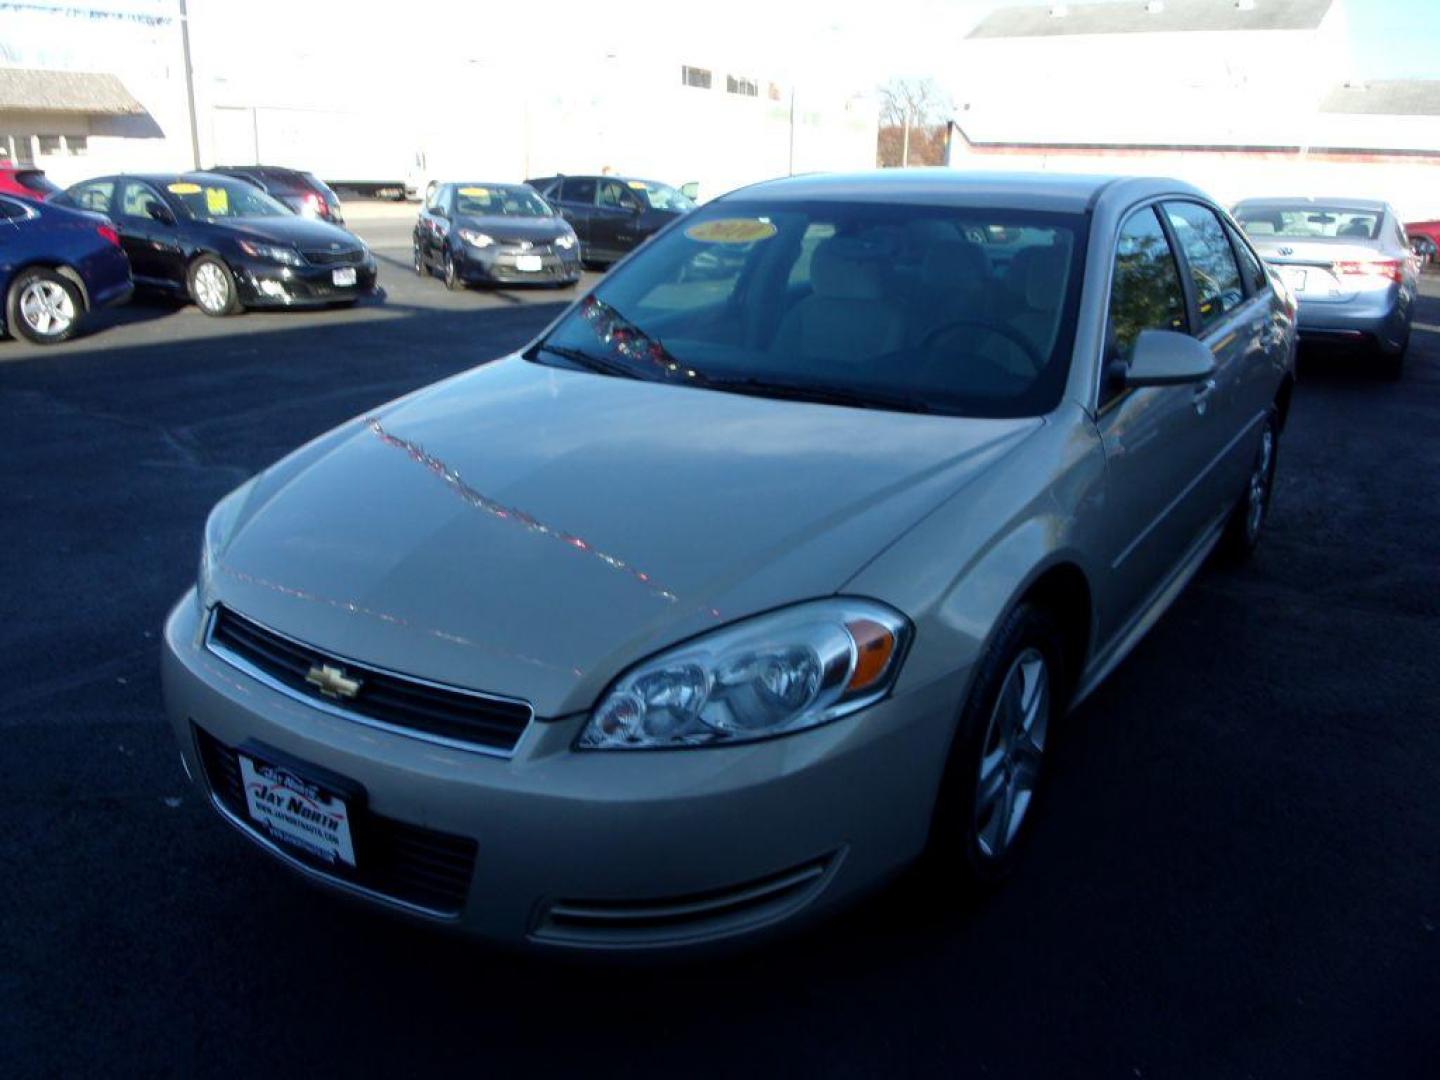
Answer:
846;618;896;692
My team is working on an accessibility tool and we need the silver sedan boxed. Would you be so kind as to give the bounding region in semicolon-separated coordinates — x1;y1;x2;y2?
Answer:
163;172;1296;950
1234;196;1417;378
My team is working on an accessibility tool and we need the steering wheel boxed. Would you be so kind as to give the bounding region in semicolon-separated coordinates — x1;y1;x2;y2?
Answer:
915;317;1044;374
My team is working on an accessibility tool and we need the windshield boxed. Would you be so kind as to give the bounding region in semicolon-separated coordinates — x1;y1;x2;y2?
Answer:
630;180;695;213
530;199;1086;419
455;185;552;217
165;178;291;220
1235;205;1383;241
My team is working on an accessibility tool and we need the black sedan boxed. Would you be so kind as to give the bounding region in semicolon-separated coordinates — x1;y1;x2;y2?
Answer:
53;172;376;316
413;182;582;289
524;174;694;265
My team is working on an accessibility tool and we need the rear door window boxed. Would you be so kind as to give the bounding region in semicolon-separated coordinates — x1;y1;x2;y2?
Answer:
69;179;116;213
1163;202;1245;332
1222;219;1268;294
560;177;596;205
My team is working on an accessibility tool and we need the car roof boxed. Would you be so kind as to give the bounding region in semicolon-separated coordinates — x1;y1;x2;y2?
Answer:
1234;196;1389;212
81;171;240;185
723;169;1200;211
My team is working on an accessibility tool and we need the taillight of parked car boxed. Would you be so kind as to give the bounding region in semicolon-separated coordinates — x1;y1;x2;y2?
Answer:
1332;258;1404;284
97;224;120;247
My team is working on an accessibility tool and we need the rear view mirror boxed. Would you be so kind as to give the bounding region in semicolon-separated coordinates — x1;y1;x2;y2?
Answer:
1121;330;1216;388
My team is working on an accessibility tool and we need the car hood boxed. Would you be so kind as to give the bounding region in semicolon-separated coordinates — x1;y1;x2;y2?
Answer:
453;214;570;242
225;216;359;248
210;357;1039;716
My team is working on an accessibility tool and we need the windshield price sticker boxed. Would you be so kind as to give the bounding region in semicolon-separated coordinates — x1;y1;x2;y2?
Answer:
627;180;649;190
458;186;489;197
205;187;229;214
167;182;201;195
685;218;778;244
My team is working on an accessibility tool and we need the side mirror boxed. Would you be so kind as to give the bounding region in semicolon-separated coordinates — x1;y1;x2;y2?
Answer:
431;206;447;220
1119;330;1216;388
626;199;644;215
147;203;175;225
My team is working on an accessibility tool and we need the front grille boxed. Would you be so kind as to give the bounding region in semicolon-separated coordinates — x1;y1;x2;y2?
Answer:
208;606;532;753
532;856;837;948
302;246;365;266
194;724;477;915
497;241;552;255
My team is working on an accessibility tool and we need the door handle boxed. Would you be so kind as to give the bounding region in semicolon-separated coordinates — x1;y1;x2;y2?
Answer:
1192;378;1217;416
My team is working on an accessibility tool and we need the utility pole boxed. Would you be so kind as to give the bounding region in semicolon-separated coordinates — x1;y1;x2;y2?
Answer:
788;85;796;175
178;0;201;169
901;104;912;167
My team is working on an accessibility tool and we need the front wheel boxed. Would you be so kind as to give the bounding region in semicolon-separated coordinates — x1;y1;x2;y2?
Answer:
1218;410;1279;563
6;268;83;344
928;603;1065;886
443;250;463;291
412;240;425;276
188;256;241;316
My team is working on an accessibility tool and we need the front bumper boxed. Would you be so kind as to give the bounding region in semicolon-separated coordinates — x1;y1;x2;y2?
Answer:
455;244;582;286
232;256;378;307
162;592;959;950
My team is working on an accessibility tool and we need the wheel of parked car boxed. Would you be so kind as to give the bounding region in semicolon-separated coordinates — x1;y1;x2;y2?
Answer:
443;250;462;291
929;602;1065;886
412;240;424;276
1219;408;1280;562
6;267;83;345
188;255;241;317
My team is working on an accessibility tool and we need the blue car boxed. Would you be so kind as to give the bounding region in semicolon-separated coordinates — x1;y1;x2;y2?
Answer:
1;193;132;344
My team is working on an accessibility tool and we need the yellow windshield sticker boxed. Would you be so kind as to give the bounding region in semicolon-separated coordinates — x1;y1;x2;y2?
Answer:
684;218;778;244
204;186;228;214
627;180;648;190
458;186;489;197
167;182;201;195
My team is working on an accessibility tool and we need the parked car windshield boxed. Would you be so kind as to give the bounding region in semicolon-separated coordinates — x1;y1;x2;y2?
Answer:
1235;205;1382;241
455;185;552;217
530;199;1086;419
166;177;291;220
630;180;696;213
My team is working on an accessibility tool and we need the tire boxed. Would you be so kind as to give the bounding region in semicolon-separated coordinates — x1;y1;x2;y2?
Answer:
928;602;1066;887
443;249;463;292
6;267;83;344
187;256;241;316
412;240;425;277
1218;408;1279;563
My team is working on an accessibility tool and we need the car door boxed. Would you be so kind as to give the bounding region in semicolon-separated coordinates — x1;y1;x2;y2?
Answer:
1092;204;1228;634
117;179;186;289
592;179;644;260
1161;200;1268;520
420;183;451;265
553;177;596;252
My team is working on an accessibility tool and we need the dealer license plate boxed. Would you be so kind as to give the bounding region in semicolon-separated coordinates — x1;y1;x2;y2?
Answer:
1279;267;1307;292
239;753;356;867
332;266;358;287
514;255;543;272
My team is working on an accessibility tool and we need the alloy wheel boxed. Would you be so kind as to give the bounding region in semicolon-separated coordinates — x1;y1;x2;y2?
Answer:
193;262;229;312
973;647;1050;861
1246;425;1276;543
18;279;75;337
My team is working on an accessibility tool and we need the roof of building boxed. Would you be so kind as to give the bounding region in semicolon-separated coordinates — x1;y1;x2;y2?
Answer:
1321;80;1440;116
968;0;1335;39
0;67;145;115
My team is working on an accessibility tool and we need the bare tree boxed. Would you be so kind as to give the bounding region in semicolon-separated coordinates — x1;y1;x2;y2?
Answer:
877;78;952;167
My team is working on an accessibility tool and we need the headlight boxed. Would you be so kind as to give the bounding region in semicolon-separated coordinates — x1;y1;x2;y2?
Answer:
554;232;577;251
579;599;910;750
458;229;494;248
237;239;304;266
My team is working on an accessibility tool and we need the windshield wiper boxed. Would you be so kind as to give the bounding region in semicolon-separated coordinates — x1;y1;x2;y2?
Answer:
532;343;645;380
702;376;936;415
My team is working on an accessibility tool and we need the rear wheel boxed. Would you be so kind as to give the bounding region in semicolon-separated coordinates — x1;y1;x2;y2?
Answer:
412;240;425;276
188;256;241;316
6;268;82;344
1219;409;1279;563
929;603;1065;886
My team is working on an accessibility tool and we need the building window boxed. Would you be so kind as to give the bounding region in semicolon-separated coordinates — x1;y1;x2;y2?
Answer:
726;75;758;97
681;65;711;89
37;134;62;155
768;82;783;101
64;135;88;156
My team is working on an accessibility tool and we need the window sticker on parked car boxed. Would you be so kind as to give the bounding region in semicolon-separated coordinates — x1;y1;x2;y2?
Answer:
458;187;489;197
685;218;778;244
167;182;201;195
628;180;648;190
205;187;229;215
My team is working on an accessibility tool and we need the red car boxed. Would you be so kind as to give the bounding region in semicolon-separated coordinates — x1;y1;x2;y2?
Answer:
0;162;61;200
1406;220;1439;266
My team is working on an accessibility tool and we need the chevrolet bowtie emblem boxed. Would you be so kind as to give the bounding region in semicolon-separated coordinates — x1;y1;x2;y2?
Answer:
306;663;362;700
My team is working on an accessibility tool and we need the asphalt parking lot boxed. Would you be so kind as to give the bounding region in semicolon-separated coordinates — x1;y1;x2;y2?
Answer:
3;216;1438;1077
